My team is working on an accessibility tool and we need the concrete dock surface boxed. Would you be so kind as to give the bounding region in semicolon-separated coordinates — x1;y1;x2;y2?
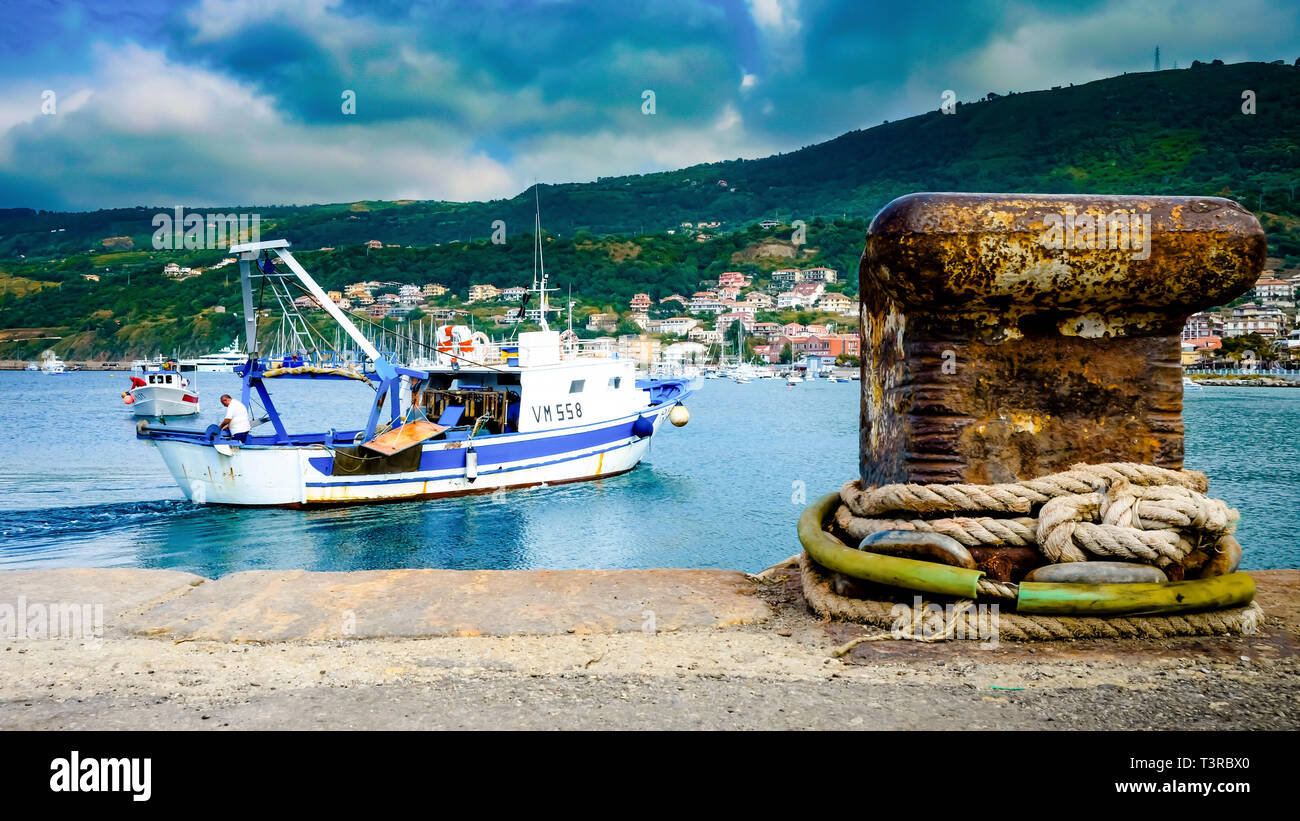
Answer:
1;562;1297;730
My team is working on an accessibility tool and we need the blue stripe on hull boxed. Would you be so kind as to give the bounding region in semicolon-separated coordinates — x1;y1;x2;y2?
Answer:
306;415;644;477
304;439;638;488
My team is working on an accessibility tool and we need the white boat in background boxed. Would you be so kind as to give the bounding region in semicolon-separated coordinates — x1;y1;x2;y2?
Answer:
24;362;38;371
182;339;246;373
786;373;804;385
40;353;67;374
1183;376;1202;390
124;363;200;417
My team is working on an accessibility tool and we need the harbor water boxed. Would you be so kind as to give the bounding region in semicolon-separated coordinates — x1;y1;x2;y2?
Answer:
0;371;1296;576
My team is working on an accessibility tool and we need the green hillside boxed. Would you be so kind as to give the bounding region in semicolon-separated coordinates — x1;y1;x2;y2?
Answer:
1;60;1297;359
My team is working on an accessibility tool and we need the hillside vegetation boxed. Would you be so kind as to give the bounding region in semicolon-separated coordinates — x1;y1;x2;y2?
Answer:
1;61;1297;359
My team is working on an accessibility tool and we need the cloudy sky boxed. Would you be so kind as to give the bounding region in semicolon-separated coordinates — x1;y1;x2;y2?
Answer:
1;0;1296;210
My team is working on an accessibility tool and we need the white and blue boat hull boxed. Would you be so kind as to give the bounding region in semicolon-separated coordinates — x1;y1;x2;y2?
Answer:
149;405;675;507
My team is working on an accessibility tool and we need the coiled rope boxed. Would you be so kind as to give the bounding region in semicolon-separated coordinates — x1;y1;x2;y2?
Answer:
802;462;1261;643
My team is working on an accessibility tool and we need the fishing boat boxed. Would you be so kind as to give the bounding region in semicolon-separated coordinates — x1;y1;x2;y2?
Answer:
24;362;38;371
123;362;200;417
786;373;803;385
40;354;67;375
181;339;246;373
137;237;694;507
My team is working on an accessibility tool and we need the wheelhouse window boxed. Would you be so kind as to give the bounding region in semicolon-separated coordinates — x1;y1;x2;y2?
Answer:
608;377;621;389
569;379;585;393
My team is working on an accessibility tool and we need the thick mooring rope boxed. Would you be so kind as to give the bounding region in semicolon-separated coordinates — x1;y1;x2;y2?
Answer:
804;462;1260;642
838;463;1237;571
799;553;1263;645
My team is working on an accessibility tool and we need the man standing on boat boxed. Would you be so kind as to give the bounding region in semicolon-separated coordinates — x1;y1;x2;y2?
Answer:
218;394;252;443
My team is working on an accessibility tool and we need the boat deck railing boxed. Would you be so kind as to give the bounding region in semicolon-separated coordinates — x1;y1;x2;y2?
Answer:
425;338;618;369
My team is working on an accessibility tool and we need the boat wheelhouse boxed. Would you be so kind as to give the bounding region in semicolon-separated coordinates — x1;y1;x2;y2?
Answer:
137;239;693;507
124;362;200;418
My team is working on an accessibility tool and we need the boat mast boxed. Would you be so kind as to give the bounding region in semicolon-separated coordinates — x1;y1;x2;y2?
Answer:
534;185;550;333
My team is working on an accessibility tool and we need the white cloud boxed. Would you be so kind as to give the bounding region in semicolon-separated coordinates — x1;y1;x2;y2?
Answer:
0;43;517;208
747;0;801;35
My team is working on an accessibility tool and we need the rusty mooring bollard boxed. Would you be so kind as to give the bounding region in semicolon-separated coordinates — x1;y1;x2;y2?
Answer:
860;193;1266;487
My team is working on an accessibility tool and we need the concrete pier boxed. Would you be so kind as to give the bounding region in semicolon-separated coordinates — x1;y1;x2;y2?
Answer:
1;566;1296;730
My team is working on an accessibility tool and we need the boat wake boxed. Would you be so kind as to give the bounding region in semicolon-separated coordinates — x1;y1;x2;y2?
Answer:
0;500;196;546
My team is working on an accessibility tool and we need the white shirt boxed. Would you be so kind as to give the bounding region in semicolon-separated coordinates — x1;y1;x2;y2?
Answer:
223;398;252;434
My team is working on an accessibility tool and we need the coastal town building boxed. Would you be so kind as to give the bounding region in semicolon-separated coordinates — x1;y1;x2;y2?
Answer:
344;282;376;300
499;286;528;302
801;267;838;283
586;312;618;333
816;292;856;314
398;284;421;304
660;294;688;308
688;327;723;344
745;292;776;310
422;283;448;297
1254;276;1295;307
716;312;757;334
689;292;727;315
646;316;699;336
162;262;197;280
753;322;783;339
368;303;390;319
1181;336;1222;365
771;269;802;286
1223;303;1288;338
616;334;661;367
366;240;383;249
777;282;825;310
630;293;653;311
1183;311;1224;340
468;284;501;303
764;332;860;362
